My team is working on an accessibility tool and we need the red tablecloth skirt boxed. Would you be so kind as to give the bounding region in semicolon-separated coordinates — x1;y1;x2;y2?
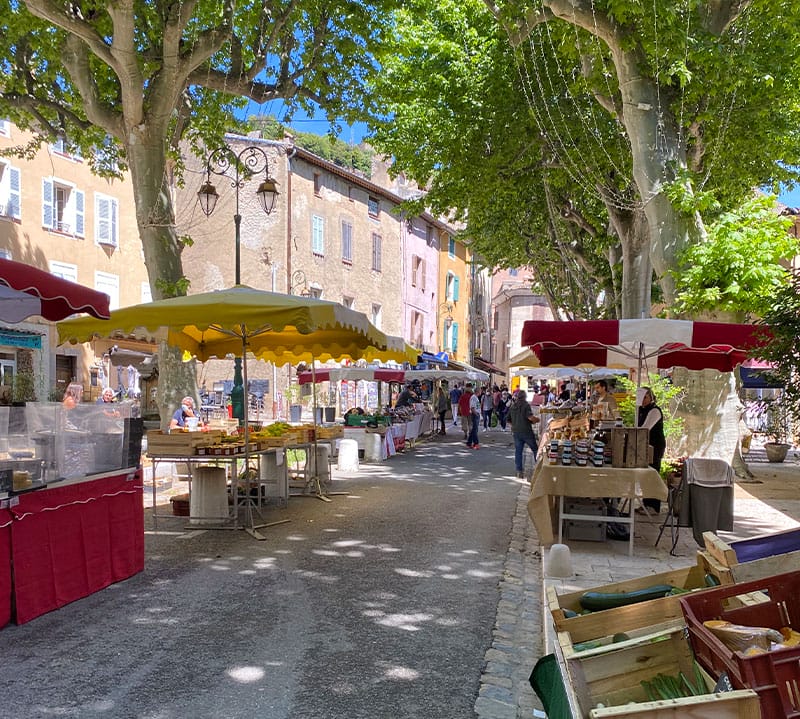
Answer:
0;508;12;628
10;470;144;624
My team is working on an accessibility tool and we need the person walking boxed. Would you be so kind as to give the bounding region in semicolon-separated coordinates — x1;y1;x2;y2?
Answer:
450;384;463;426
509;390;540;478
435;385;450;435
481;385;495;430
497;387;511;430
637;387;666;513
467;386;481;448
458;384;474;440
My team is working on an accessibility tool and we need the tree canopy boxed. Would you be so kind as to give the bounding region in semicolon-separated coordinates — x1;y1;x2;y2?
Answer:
367;0;800;318
0;0;397;416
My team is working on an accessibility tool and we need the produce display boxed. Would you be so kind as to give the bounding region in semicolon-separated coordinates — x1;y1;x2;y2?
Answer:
639;661;708;701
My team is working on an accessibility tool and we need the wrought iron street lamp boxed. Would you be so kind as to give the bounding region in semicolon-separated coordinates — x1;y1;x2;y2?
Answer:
198;145;279;421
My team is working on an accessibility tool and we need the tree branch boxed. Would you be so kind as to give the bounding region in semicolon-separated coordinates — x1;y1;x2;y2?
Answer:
23;0;118;69
61;34;125;136
701;0;752;36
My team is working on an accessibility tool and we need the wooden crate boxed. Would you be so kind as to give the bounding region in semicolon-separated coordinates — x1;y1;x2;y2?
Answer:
700;528;800;586
611;428;650;468
146;430;223;456
317;425;344;440
559;626;761;718
548;562;709;656
255;436;290;449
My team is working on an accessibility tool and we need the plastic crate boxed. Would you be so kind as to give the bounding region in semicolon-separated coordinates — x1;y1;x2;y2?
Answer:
679;569;800;718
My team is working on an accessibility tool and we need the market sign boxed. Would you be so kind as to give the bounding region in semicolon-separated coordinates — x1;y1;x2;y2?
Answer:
0;330;42;350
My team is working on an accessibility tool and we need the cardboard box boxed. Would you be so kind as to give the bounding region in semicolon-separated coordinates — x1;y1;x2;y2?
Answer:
611;427;650;468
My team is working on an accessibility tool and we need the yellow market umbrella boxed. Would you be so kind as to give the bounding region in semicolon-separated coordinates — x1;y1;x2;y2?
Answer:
58;285;412;536
57;285;411;364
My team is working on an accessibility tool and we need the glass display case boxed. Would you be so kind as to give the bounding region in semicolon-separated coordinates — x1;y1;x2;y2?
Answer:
0;403;142;496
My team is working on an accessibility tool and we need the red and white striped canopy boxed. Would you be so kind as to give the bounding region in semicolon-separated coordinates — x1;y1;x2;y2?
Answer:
521;319;769;372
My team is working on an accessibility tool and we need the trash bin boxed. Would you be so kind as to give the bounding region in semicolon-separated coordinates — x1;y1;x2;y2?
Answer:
364;433;383;462
289;404;303;423
337;439;359;472
259;450;288;505
190;466;228;525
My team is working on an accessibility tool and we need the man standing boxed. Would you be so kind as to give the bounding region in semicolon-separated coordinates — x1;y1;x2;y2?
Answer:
458;383;474;440
509;390;540;478
450;383;463;426
467;386;481;449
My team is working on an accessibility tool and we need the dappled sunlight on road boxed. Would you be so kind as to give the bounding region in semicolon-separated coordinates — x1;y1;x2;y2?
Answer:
226;665;266;683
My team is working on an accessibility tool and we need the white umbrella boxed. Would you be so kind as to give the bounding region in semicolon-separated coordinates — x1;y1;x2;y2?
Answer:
0;284;43;323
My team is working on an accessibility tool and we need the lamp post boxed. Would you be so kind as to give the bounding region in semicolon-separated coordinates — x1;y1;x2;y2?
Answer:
198;145;279;422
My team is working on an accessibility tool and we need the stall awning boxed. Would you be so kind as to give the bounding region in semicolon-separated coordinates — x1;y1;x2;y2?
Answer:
297;367;405;385
472;356;504;375
416;351;449;369
521;319;771;372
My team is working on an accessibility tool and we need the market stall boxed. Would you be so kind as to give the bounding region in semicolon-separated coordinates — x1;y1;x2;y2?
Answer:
59;286;416;534
0;403;144;627
528;458;666;555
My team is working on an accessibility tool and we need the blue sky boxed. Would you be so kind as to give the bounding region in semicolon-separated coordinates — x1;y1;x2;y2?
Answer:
246;99;800;209
242;99;369;145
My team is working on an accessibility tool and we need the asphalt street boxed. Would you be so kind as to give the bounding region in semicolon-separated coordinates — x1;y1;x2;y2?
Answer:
1;427;524;719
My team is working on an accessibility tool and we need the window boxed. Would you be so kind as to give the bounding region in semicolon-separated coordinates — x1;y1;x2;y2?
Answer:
411;310;424;347
141;282;152;304
312;215;324;256
348;186;354;202
51;137;82;160
368;196;380;218
94;271;120;310
95;193;119;247
42;178;84;236
313;173;322;196
0;162;21;220
426;224;435;247
49;260;78;283
342;296;354;309
411;255;425;291
448;237;456;257
444;321;459;354
371;233;382;271
446;272;460;302
509;267;519;277
308;284;323;299
371;303;382;329
341;220;353;263
0;120;9;137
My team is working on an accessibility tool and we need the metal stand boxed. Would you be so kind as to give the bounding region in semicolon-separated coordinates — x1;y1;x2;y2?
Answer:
655;472;686;556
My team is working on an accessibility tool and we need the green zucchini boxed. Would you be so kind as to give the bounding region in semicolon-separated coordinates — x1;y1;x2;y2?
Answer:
578;584;675;611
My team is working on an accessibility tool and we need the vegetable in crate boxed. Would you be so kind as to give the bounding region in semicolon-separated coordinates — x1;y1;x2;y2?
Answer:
578;584;674;611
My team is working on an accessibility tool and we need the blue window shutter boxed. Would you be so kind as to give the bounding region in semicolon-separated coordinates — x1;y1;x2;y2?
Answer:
74;190;85;237
42;178;53;228
453;276;460;301
9;167;20;219
452;322;459;352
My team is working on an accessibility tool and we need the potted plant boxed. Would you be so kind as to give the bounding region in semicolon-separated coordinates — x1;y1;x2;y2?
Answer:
762;398;792;463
